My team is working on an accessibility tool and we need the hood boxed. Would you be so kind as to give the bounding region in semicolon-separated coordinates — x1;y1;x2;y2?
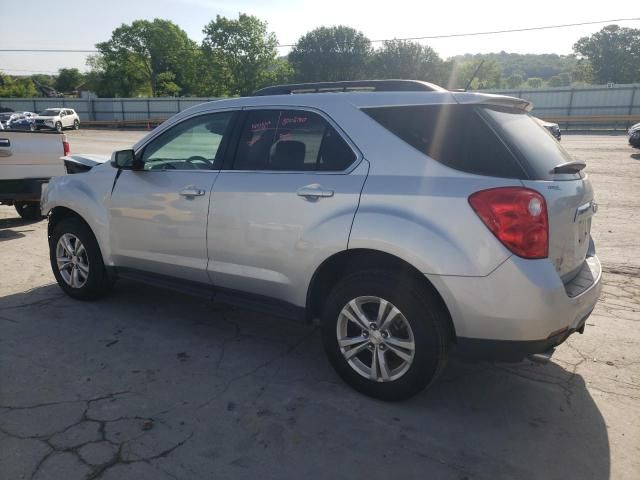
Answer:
62;154;110;174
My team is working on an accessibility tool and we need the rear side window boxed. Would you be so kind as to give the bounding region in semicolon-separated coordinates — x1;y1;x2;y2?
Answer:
362;105;526;179
233;109;355;171
481;107;580;180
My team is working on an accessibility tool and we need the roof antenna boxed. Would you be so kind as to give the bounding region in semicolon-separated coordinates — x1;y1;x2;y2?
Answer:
464;60;485;91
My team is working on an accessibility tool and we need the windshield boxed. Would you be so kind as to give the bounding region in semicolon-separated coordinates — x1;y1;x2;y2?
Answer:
481;106;580;180
0;114;13;121
39;109;61;116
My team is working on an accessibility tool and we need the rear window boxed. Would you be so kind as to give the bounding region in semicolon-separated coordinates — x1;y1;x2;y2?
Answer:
362;104;526;179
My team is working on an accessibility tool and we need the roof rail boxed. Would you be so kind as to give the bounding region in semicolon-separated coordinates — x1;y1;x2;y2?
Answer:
253;80;443;96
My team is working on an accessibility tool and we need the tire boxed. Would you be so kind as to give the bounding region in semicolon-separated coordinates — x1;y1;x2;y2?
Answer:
73;119;80;130
29;123;36;132
49;217;113;300
321;269;450;401
55;121;63;133
14;201;42;220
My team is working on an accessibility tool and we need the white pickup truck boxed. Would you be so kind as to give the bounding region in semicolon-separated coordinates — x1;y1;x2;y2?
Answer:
0;131;70;219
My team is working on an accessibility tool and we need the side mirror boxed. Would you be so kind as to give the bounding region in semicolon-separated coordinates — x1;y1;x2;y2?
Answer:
111;149;143;170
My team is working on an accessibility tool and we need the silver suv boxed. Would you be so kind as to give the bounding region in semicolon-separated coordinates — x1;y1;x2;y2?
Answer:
42;80;602;400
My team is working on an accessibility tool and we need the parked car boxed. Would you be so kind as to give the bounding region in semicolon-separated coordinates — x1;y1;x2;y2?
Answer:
0;112;19;129
35;108;80;132
42;80;601;400
0;131;69;219
0;111;36;130
6;112;37;131
535;117;561;140
629;122;640;149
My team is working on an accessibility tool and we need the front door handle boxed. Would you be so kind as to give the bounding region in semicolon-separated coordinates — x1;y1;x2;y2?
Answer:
179;186;206;197
296;184;334;199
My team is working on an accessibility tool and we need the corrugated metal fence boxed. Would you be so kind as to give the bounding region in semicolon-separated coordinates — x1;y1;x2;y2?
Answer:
1;83;639;129
0;97;219;122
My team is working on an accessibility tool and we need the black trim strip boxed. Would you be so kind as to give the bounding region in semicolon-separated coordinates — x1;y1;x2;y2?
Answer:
453;309;593;362
112;267;306;322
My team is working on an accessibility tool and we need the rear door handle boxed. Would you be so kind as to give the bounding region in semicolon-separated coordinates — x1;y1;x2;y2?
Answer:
296;184;334;199
179;186;206;197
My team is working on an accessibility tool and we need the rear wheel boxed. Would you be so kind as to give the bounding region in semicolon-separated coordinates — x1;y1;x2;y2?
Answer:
55;121;62;133
15;201;42;220
49;217;113;300
29;123;36;132
73;119;79;130
321;269;450;401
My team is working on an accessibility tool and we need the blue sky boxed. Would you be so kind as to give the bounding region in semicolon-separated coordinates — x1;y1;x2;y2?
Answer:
1;0;638;74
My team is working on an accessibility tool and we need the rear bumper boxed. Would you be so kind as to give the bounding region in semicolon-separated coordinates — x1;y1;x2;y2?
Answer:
0;178;49;203
454;309;591;361
427;249;602;361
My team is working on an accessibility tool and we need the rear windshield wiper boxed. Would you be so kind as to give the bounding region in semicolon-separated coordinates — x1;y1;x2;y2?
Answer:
550;161;586;174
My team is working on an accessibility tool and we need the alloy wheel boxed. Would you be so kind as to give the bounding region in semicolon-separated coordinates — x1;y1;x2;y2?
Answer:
336;296;415;382
56;233;90;288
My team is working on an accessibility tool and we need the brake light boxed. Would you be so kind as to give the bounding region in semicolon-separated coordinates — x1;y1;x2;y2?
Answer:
468;187;548;259
62;135;70;156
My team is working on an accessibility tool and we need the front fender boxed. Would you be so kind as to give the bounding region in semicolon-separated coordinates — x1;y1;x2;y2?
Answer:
43;164;117;265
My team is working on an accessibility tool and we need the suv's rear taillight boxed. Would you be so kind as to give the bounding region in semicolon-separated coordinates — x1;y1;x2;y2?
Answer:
62;135;70;156
468;187;548;259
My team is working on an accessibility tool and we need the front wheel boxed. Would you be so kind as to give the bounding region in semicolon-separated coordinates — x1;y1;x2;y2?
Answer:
321;270;450;401
15;201;42;220
49;217;113;300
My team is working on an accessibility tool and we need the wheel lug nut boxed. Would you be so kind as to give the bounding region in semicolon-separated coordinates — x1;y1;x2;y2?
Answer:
379;344;386;351
368;343;374;350
369;323;377;331
362;331;369;338
381;331;389;339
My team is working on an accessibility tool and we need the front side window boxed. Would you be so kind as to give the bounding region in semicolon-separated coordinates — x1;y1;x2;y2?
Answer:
141;112;234;171
233;109;355;172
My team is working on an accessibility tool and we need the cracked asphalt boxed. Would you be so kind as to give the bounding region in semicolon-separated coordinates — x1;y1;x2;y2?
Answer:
1;132;639;479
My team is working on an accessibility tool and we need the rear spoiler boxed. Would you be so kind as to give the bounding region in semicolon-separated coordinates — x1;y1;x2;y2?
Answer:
452;92;533;112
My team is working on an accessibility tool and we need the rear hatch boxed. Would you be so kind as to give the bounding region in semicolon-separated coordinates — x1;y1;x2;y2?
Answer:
480;106;595;281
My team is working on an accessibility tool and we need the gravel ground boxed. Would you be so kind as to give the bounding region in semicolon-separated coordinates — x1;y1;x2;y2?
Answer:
0;131;638;480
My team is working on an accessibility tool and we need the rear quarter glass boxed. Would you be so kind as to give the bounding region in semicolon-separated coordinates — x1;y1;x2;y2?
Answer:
362;104;527;179
479;106;583;181
362;104;581;181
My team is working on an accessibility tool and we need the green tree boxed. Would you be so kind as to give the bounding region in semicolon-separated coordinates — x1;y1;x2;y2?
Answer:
156;72;180;96
30;74;56;89
0;73;37;97
526;77;544;88
85;54;149;97
505;73;524;89
289;26;372;82
447;59;502;89
547;75;564;87
574;25;640;84
55;68;84;93
202;14;287;96
94;19;198;96
572;60;594;85
370;40;443;83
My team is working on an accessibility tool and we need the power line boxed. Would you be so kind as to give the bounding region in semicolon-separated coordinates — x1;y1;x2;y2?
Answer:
0;17;638;53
